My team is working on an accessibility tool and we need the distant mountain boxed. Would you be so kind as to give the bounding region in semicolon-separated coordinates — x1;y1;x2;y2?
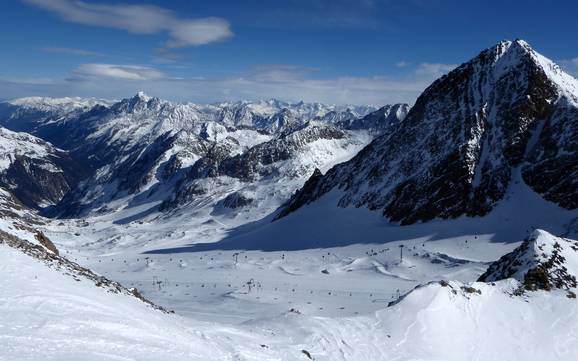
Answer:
0;93;407;219
339;103;410;132
277;40;578;225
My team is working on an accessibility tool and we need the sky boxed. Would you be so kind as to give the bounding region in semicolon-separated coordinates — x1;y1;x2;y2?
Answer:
1;0;578;105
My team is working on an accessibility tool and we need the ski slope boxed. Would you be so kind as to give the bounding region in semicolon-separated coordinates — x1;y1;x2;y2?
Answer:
1;229;577;361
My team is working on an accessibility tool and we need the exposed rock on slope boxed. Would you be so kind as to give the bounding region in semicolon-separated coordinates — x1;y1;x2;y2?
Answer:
277;40;578;224
345;103;410;132
478;229;578;294
0;228;167;311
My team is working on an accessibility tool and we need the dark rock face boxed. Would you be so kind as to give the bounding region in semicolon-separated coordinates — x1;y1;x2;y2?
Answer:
220;192;254;209
345;104;410;132
521;99;578;208
0;154;87;209
277;40;578;224
113;132;182;194
187;138;240;179
161;154;183;181
0;126;89;211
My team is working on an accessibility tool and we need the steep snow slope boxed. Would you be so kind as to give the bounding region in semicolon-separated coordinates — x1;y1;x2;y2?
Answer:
278;39;578;225
171;148;576;253
0;232;266;361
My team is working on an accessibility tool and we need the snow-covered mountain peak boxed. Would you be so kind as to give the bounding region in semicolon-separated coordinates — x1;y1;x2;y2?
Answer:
479;229;578;293
135;91;152;101
483;39;578;101
489;38;535;60
112;92;165;114
275;40;578;225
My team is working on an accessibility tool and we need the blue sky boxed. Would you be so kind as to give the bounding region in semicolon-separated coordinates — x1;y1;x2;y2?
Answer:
1;0;578;104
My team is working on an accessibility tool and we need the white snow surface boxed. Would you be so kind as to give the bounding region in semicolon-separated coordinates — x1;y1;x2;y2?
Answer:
1;227;578;361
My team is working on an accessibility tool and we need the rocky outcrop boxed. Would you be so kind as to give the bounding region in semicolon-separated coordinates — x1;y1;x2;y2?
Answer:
219;191;254;209
478;229;578;295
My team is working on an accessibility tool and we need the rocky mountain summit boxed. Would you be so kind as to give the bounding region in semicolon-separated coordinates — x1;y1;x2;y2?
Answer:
277;40;578;225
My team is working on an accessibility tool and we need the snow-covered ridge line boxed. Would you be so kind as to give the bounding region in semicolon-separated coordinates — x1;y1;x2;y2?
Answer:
5;93;379;120
8;96;114;109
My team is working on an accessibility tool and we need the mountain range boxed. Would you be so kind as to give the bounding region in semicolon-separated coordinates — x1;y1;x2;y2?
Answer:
0;94;407;221
0;39;577;361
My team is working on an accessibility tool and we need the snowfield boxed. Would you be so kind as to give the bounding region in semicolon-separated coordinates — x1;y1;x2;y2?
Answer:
1;228;577;361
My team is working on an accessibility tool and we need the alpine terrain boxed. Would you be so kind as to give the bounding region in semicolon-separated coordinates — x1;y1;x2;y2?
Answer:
0;38;577;361
278;40;577;225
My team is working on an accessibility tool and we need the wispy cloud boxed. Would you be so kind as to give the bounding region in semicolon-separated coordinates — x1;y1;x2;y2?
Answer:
248;64;319;82
559;58;578;77
72;64;166;81
40;46;107;57
23;0;232;48
414;62;458;78
1;61;457;105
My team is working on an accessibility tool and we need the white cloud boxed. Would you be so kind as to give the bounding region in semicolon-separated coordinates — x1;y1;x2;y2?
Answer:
23;0;232;47
414;63;458;78
40;46;107;57
1;61;458;105
166;18;233;48
396;61;409;68
559;58;578;77
72;64;166;80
